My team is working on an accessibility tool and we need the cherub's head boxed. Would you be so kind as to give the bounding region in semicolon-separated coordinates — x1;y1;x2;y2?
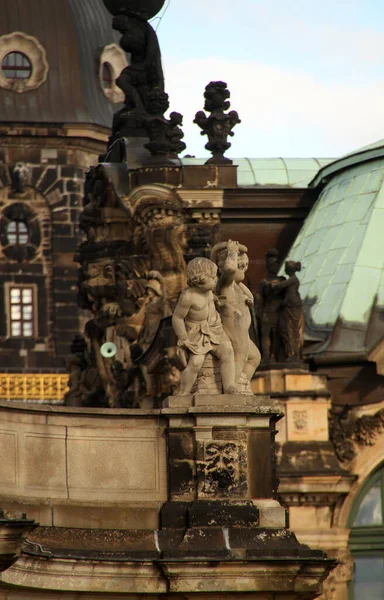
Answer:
187;257;218;292
285;260;301;276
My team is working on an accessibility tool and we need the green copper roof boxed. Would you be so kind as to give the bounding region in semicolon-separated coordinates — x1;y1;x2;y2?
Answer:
310;139;384;188
287;157;384;332
181;157;333;188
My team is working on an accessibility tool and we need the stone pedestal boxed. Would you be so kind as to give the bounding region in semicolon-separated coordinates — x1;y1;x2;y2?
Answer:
163;393;282;506
0;399;334;598
157;393;334;597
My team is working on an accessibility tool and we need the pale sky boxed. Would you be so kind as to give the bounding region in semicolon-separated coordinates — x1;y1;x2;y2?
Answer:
152;0;384;159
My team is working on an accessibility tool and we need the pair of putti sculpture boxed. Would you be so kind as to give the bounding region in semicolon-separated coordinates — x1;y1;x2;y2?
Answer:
172;240;261;395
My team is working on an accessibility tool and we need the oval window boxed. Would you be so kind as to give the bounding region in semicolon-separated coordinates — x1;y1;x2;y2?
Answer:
2;51;32;80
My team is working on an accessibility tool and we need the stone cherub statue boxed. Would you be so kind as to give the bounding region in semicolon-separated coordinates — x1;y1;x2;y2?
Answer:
172;257;237;396
211;241;261;388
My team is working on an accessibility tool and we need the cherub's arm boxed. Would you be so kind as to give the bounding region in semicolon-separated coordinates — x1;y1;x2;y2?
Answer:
238;282;254;306
172;290;192;344
217;241;239;290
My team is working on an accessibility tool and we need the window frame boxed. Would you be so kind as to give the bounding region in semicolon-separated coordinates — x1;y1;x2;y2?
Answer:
348;465;384;599
6;220;29;246
1;51;32;80
5;283;37;339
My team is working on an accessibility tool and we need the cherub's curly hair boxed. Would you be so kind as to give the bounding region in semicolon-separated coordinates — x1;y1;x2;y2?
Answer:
187;257;217;287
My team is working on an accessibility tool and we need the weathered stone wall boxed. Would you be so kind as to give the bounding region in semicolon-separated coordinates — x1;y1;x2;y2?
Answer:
0;134;104;370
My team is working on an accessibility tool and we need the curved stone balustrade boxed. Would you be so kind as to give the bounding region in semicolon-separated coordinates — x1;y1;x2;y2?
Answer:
0;402;167;530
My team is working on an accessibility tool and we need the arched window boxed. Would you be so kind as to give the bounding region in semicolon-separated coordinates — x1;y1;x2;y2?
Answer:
2;51;32;80
348;465;384;599
6;220;29;245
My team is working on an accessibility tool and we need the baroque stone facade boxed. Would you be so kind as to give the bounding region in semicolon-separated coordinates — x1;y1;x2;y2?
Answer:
1;1;384;599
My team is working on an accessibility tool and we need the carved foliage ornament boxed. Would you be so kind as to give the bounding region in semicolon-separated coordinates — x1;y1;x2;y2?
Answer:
329;405;384;463
0;32;49;93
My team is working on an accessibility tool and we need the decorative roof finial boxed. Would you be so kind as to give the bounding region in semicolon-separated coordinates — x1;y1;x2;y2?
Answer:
194;81;241;165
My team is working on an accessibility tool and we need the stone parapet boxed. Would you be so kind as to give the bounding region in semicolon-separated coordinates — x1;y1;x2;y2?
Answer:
0;402;168;528
0;396;334;598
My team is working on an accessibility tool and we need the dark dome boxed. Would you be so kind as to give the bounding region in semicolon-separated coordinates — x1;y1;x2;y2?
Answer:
0;0;124;128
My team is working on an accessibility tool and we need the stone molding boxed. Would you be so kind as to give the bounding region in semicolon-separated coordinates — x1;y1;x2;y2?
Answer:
0;32;49;93
2;556;167;594
177;188;224;209
1;552;334;596
99;44;128;104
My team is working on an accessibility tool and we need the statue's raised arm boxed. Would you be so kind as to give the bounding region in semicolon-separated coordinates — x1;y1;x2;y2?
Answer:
211;241;261;391
211;240;247;293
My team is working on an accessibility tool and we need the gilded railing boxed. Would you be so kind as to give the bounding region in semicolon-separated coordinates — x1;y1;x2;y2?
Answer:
0;374;68;402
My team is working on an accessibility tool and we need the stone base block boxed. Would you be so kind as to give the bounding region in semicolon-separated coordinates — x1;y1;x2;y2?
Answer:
164;393;273;409
257;499;288;528
161;500;260;529
252;369;328;395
